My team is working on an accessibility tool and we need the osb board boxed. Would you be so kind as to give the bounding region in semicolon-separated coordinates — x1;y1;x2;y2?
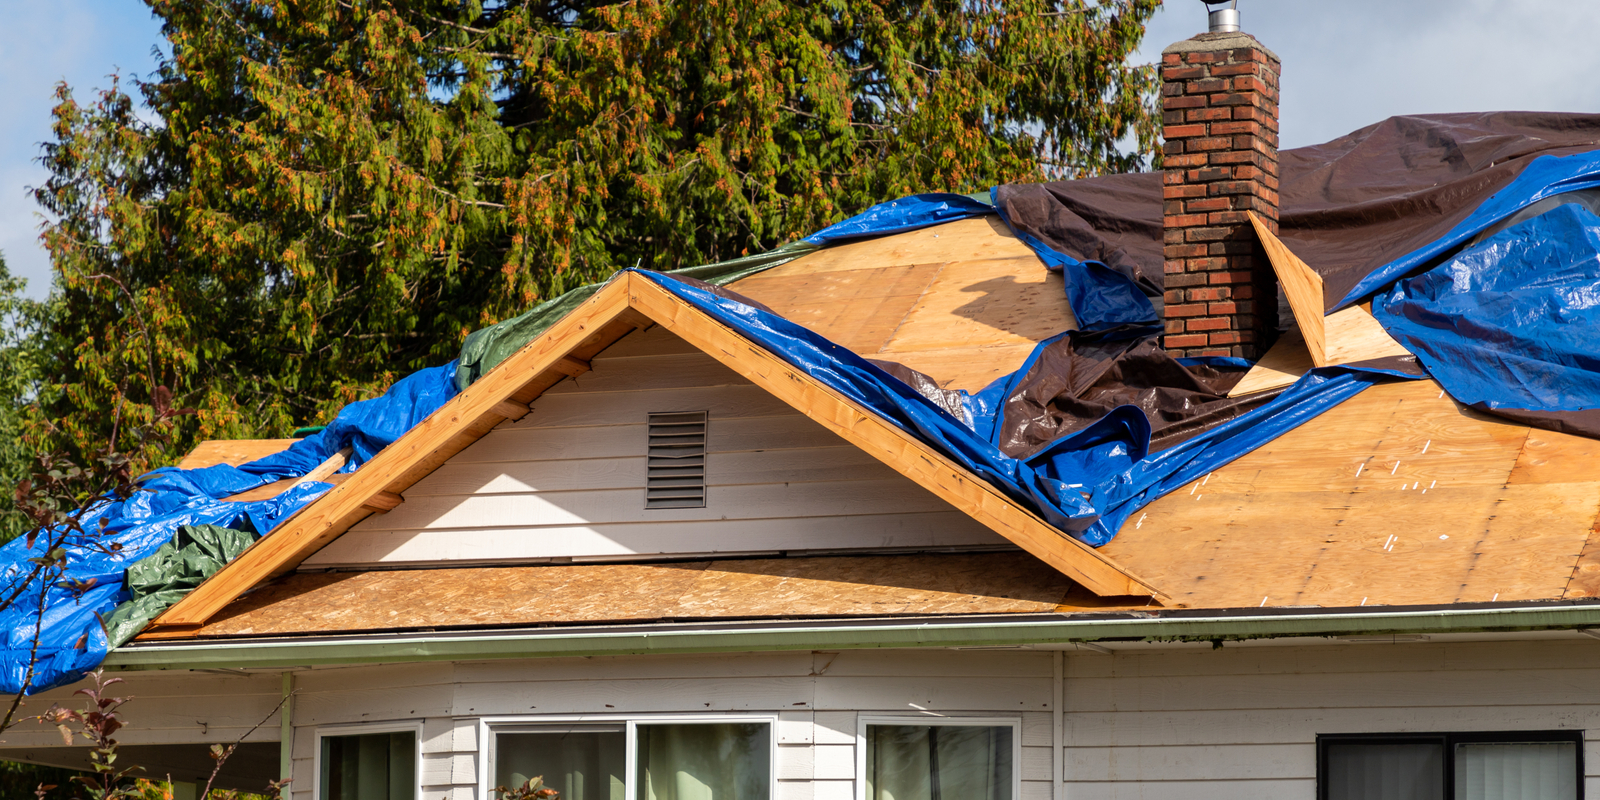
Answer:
757;216;1035;278
175;439;299;469
1105;379;1600;608
1323;303;1411;365
730;217;1072;390
184;553;1115;637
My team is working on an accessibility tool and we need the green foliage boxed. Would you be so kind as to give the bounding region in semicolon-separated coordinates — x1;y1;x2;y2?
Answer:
33;0;1161;473
0;254;46;544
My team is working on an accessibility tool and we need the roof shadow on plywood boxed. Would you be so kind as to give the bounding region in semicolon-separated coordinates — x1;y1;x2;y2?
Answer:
728;216;1076;391
140;271;1167;640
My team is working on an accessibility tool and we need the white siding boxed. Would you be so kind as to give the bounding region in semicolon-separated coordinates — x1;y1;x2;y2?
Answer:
25;637;1600;800
1061;638;1600;800
304;327;1003;569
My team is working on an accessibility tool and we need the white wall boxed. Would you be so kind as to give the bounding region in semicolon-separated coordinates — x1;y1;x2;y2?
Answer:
19;637;1600;800
304;327;1003;569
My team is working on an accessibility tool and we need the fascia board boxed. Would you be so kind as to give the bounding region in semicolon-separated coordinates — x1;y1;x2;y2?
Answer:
107;603;1600;672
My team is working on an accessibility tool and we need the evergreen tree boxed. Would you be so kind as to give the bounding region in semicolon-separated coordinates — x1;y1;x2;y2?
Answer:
34;0;1162;472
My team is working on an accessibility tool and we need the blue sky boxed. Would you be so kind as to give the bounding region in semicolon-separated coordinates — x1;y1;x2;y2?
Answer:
1;0;1597;298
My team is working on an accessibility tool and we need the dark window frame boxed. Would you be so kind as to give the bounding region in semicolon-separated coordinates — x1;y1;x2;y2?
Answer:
1316;730;1584;800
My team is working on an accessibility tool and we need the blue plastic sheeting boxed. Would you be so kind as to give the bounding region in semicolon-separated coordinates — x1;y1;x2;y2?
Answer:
0;361;461;694
800;193;992;245
1373;202;1600;413
1337;151;1600;309
989;188;1158;330
645;270;1412;546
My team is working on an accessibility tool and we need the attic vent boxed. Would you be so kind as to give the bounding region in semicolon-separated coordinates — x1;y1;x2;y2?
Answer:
646;411;708;509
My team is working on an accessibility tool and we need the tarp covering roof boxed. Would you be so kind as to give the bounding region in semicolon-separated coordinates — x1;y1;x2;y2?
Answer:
3;112;1600;694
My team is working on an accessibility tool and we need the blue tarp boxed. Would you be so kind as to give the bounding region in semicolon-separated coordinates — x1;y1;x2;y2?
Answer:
0;363;460;694
1338;151;1600;309
1374;201;1600;414
11;144;1600;695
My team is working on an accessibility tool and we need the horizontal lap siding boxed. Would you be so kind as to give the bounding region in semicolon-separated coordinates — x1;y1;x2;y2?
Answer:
305;329;1001;569
1064;639;1600;800
279;651;1055;800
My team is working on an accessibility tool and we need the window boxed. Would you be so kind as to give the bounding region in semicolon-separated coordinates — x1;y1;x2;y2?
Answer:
317;725;419;800
483;717;772;800
1318;732;1582;800
858;717;1018;800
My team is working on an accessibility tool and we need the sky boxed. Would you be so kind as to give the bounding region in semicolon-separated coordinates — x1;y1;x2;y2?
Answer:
0;0;1597;299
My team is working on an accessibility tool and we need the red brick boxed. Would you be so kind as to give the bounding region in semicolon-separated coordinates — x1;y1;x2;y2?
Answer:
1210;120;1261;136
1163;170;1186;185
1209;240;1256;256
1207;301;1238;316
1166;213;1208;228
1164;153;1208;168
1164;271;1208;287
1209;270;1258;284
1190;136;1234;152
1163;140;1186;157
1182;51;1221;64
1165;303;1208;318
1198;346;1237;357
1187;286;1226;302
1162;53;1181;66
1209;62;1263;77
1207;210;1250;225
1211;180;1263;196
1163;123;1207;139
1232;76;1273;94
1186;316;1232;332
1232;105;1280;130
1184;226;1237;243
1209;150;1267;166
1163;333;1209;348
1164;95;1206;109
1207;331;1242;345
1186;107;1231;122
1210;92;1263;107
1162;109;1187;126
1232;47;1271;64
1186;78;1227;95
1163;290;1185;305
1187;166;1230;182
1186;256;1228;271
1162;184;1206;200
1162;65;1206;80
1166;243;1207;258
1231;165;1266;181
1232;285;1254;300
1177;198;1227;215
1164;318;1186;335
1164;228;1187;245
1162;81;1184;97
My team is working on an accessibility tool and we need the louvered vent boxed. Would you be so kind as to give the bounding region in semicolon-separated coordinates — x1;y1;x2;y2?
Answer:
646;411;707;509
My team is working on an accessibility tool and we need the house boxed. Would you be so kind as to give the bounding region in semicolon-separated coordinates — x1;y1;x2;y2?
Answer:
7;10;1600;800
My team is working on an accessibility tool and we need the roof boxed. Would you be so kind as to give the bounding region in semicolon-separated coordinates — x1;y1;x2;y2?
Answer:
131;206;1600;643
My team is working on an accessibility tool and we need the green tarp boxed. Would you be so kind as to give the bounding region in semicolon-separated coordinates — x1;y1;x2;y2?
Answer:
101;523;258;647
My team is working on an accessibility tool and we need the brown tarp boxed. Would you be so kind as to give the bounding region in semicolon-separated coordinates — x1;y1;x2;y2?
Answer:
996;111;1600;310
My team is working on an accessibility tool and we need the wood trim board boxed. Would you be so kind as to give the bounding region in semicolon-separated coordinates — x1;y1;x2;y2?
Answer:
142;273;1164;637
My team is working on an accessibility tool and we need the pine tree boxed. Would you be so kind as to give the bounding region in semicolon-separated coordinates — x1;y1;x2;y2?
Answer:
33;0;1161;472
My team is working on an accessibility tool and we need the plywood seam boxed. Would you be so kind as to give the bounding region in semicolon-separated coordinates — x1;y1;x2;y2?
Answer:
875;261;949;355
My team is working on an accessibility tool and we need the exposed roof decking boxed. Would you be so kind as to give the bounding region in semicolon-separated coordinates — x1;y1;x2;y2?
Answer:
729;216;1077;391
1105;378;1600;608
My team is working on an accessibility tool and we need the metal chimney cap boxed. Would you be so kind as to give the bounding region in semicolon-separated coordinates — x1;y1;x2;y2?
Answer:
1203;0;1240;33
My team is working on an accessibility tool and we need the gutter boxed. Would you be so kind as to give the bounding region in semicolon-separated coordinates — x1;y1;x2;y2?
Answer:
104;602;1600;671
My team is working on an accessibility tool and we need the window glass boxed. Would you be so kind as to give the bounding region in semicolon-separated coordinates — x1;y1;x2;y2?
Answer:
494;727;626;800
1325;742;1445;800
635;722;770;800
1455;742;1578;800
865;724;1013;800
320;731;416;800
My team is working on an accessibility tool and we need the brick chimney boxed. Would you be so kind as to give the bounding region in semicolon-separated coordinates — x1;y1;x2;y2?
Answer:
1159;21;1281;359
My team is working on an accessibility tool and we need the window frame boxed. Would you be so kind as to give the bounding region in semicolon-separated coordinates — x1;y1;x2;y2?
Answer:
477;713;780;800
854;715;1023;800
312;720;424;800
1316;729;1585;800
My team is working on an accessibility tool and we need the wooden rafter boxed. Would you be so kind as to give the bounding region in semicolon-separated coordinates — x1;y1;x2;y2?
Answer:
142;273;1166;637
